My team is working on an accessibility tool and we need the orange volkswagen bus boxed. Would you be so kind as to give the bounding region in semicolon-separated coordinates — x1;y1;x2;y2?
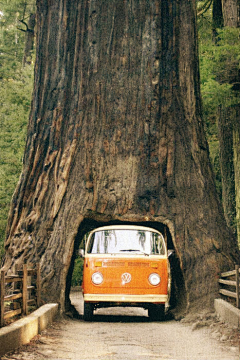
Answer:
81;225;170;321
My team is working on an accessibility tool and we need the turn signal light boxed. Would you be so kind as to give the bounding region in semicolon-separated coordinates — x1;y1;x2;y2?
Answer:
94;261;102;267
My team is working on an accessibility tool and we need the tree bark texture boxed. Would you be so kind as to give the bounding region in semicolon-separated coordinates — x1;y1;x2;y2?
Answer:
3;0;239;315
218;106;236;233
23;13;36;66
233;106;240;244
222;0;240;27
213;0;224;29
219;0;240;242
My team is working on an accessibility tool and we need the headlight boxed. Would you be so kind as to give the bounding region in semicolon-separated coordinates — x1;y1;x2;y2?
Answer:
92;272;103;285
148;273;161;286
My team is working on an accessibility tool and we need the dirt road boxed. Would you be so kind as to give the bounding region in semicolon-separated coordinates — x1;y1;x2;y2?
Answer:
2;292;239;360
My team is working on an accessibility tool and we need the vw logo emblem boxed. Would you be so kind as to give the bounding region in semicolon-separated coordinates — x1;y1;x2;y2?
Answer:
121;272;131;284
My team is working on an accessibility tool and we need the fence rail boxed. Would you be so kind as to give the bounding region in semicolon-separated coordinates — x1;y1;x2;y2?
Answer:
219;264;240;309
0;264;41;327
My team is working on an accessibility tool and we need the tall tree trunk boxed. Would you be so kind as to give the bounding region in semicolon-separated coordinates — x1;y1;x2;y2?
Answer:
22;13;36;66
212;0;224;42
219;0;240;241
233;106;240;244
213;0;224;28
3;0;239;316
222;0;240;27
218;106;236;233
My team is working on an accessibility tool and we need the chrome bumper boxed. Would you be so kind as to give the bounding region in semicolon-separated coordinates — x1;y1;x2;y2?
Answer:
84;294;168;303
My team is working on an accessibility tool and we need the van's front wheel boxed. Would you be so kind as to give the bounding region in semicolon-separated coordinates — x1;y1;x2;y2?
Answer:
148;304;165;321
83;302;94;321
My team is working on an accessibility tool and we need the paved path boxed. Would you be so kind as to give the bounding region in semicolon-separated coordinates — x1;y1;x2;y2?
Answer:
2;292;239;360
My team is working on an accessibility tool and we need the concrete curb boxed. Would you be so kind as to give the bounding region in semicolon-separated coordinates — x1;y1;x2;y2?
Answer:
0;303;59;357
214;298;240;328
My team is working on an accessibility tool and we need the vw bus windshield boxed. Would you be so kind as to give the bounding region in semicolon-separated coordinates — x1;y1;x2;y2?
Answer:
87;229;166;255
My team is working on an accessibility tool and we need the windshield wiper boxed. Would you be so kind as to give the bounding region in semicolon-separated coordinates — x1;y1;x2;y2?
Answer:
119;249;149;256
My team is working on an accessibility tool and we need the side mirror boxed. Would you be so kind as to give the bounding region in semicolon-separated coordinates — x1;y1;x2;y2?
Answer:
168;249;174;258
79;249;85;258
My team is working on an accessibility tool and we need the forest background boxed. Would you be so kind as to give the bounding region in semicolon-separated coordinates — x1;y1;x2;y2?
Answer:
0;0;239;285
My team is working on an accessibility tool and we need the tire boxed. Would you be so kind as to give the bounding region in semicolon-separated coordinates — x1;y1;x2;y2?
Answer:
83;302;94;321
148;304;165;321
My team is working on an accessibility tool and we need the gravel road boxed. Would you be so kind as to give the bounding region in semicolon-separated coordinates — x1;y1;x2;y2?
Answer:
2;292;239;360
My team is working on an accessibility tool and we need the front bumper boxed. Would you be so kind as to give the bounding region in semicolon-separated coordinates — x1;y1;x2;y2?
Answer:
84;294;168;304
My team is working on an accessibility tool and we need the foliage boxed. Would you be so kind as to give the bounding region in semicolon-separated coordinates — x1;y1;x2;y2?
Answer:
199;22;240;123
198;12;240;197
71;257;84;287
0;64;34;263
0;1;34;75
0;0;35;263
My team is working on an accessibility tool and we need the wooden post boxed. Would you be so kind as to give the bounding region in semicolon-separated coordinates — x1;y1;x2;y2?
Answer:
36;264;41;308
236;265;239;309
0;270;5;327
22;264;28;315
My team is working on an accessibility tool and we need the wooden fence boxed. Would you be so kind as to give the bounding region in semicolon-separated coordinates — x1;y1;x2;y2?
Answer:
0;264;41;327
219;264;240;309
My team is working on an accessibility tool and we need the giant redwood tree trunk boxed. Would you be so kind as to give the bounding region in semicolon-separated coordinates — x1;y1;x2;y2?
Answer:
3;0;239;315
